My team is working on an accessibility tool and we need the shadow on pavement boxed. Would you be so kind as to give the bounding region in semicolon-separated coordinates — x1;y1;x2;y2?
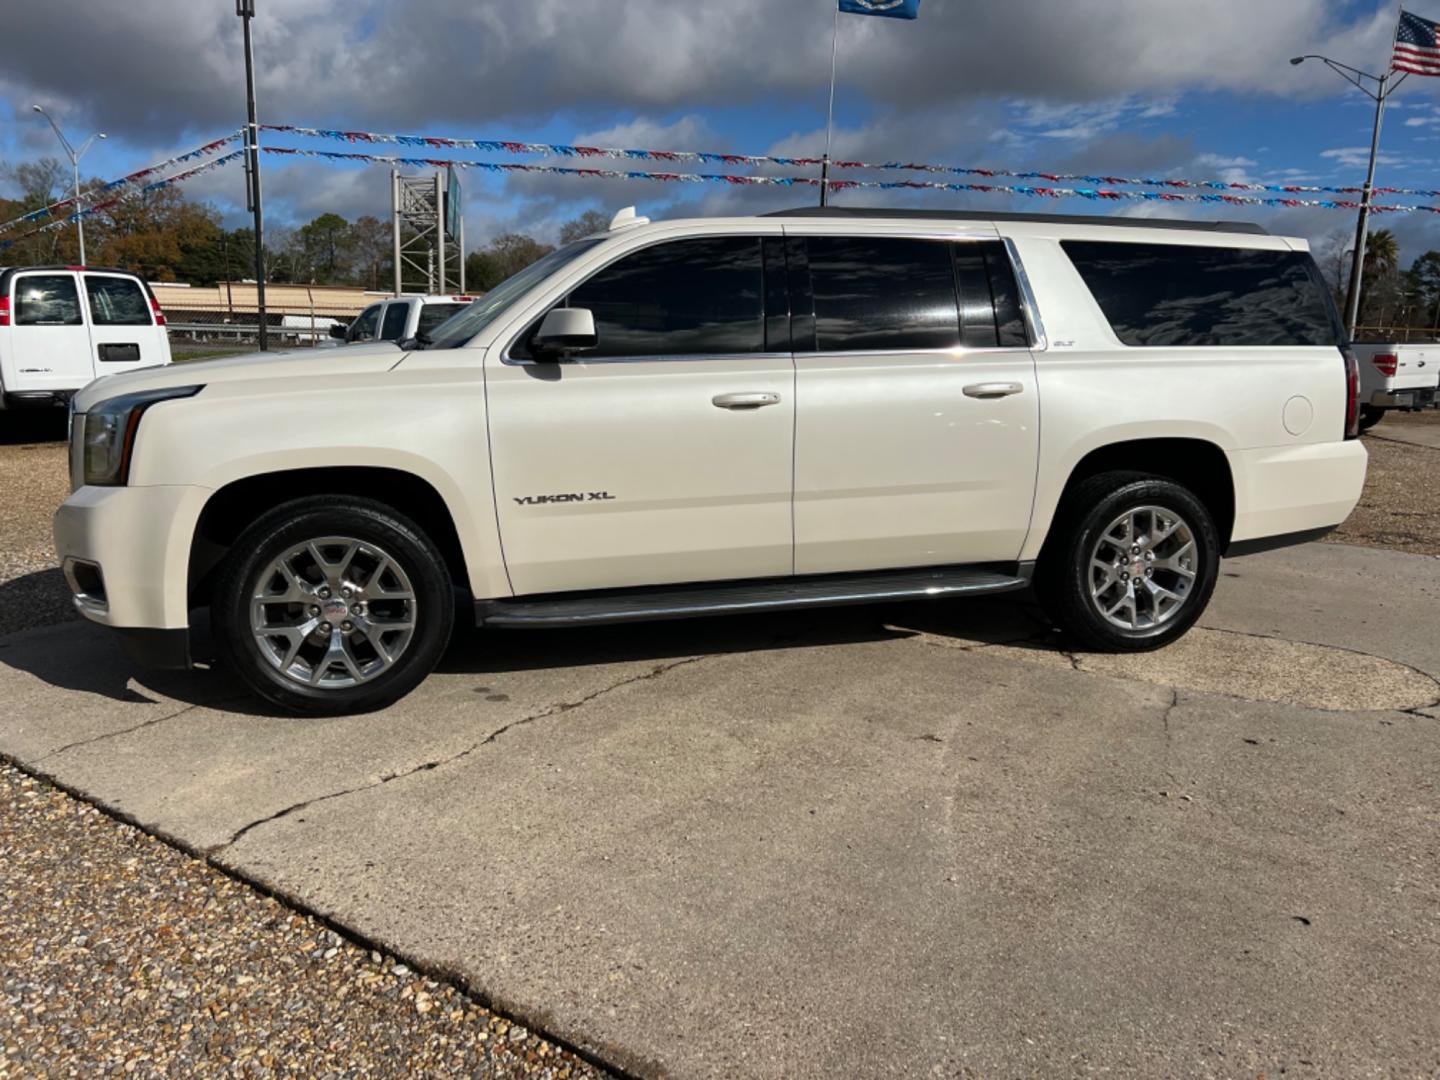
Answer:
0;410;68;446
0;574;1071;714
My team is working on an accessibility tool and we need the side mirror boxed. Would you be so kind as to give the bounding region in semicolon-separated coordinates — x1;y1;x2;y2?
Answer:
531;307;597;360
329;323;348;340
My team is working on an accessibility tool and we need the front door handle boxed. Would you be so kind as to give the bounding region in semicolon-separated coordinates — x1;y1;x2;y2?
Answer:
712;391;782;409
963;382;1024;399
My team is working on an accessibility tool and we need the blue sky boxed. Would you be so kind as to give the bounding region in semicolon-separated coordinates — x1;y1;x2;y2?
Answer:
4;0;1440;265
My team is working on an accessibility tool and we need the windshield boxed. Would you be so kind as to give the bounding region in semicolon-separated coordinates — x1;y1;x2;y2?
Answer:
422;238;606;349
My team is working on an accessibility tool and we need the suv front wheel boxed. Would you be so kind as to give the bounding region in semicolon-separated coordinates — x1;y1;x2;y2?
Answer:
1037;472;1220;652
212;496;455;715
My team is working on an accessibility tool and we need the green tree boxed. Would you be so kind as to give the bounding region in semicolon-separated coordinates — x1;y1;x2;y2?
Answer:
286;212;353;284
464;233;553;291
348;215;393;290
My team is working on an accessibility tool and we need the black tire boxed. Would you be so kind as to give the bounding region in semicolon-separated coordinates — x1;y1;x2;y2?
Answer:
212;496;454;715
1035;471;1220;652
1358;405;1385;432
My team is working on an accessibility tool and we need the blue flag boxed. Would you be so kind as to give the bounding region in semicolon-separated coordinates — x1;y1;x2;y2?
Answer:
839;0;921;18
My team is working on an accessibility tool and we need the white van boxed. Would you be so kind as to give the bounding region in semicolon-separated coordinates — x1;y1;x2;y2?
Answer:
0;266;172;409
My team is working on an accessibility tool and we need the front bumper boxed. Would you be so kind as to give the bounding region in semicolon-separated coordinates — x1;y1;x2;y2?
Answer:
53;483;211;634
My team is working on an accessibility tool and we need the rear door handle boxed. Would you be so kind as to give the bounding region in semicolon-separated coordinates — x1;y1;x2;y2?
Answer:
963;382;1024;399
712;391;782;409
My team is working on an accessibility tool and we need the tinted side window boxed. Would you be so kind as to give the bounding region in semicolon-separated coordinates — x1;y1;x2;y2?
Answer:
952;242;1030;350
380;303;409;340
1062;241;1343;348
14;274;82;326
350;304;382;342
84;276;152;326
807;237;959;352
567;236;763;358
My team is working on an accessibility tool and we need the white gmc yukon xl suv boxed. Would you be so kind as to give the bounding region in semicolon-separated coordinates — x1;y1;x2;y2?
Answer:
55;207;1368;715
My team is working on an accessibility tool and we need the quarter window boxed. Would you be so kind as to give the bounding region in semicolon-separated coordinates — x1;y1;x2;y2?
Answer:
565;236;764;358
84;275;152;326
14;275;82;326
1062;240;1343;348
807;237;959;352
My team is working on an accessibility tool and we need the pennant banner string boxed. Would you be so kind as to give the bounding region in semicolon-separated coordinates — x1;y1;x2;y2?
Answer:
261;123;1439;200
0;151;245;253
259;145;1440;215
0;132;244;238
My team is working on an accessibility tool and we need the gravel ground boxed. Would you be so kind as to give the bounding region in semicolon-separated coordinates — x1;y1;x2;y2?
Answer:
0;418;73;638
0;761;605;1079
1;407;1436;1077
1328;409;1440;556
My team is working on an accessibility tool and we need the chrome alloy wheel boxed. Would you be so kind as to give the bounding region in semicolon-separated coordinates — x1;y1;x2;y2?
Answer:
1087;505;1198;634
249;536;417;689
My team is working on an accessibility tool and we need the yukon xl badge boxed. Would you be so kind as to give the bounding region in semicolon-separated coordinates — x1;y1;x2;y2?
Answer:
515;492;617;506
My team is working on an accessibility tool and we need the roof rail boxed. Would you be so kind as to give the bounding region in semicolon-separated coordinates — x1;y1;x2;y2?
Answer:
762;206;1270;235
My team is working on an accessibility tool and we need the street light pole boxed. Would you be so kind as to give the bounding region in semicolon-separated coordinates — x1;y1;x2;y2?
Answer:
1292;49;1408;340
237;0;269;350
31;105;105;265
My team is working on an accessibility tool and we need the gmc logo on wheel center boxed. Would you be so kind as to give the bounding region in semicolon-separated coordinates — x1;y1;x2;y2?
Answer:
514;492;617;506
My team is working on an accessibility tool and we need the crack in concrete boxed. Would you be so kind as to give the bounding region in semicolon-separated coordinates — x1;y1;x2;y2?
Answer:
212;654;710;854
28;695;250;764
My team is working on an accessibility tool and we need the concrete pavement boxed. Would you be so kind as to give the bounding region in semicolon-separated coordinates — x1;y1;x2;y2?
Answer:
2;542;1438;1077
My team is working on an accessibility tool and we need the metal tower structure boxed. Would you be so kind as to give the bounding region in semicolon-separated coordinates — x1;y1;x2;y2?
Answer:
391;167;465;296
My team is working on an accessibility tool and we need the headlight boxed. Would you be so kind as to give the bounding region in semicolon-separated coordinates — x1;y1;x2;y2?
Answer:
81;385;202;487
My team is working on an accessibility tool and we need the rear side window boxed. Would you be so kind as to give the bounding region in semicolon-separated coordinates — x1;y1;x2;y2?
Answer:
567;236;763;358
14;274;82;326
807;237;959;352
84;275;152;326
1062;241;1343;347
380;303;409;341
417;303;469;337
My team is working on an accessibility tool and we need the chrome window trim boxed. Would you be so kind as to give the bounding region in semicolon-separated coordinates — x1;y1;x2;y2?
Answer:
504;351;793;368
792;346;1034;361
1002;237;1048;352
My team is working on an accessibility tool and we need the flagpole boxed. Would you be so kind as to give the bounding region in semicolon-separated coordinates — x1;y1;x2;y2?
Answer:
821;5;839;208
1343;0;1405;339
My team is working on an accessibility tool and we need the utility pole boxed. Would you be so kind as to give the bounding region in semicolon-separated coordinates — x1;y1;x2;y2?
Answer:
31;106;105;265
238;0;268;349
1292;5;1406;339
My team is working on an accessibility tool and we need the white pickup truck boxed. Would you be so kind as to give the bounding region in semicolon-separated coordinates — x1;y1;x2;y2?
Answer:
0;265;171;409
326;293;475;347
1352;342;1439;429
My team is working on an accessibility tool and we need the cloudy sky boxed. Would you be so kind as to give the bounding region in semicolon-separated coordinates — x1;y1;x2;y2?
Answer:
4;0;1440;261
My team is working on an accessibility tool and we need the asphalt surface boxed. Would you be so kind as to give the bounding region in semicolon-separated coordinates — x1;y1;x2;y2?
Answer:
3;541;1438;1078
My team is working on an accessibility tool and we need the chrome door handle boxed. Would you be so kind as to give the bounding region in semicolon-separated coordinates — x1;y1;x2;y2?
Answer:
712;391;781;409
963;382;1024;399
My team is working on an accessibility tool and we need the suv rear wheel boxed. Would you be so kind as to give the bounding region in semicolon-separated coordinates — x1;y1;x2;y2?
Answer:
1037;471;1219;652
212;496;454;715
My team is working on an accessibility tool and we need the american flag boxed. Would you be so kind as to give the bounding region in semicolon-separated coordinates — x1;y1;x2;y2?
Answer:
1394;9;1440;76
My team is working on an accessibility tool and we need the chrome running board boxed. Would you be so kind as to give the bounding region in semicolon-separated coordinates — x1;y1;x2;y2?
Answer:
476;564;1032;628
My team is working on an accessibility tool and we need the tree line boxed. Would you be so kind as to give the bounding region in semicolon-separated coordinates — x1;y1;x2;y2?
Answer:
0;156;609;294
